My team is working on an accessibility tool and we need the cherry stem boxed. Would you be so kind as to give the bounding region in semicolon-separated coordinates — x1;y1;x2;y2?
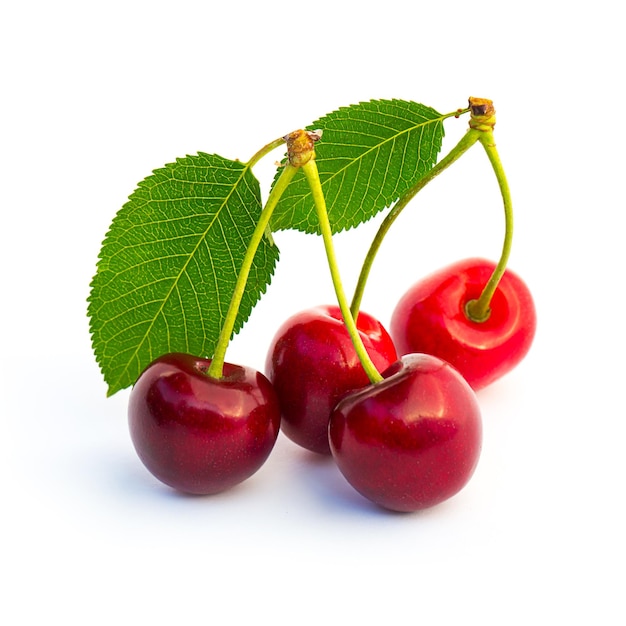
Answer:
302;159;384;385
350;125;480;318
464;130;514;322
207;160;297;379
349;97;514;326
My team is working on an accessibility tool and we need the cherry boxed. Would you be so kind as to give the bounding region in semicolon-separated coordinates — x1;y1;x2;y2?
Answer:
128;352;280;495
329;353;482;512
265;304;397;455
390;258;536;390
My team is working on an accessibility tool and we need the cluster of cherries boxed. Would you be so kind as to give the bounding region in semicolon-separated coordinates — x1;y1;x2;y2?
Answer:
127;99;537;513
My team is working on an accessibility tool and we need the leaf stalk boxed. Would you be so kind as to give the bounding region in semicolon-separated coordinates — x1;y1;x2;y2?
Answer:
246;136;287;168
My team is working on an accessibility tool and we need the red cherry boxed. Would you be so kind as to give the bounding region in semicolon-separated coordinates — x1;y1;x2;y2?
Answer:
390;258;536;390
265;304;397;455
128;353;280;495
329;353;482;512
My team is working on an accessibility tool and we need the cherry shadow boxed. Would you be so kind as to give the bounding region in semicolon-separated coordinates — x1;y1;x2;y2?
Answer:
285;442;463;521
289;447;412;518
92;445;260;508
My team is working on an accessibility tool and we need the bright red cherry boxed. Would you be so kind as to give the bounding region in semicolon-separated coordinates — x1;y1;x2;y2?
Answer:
128;353;280;495
265;304;397;455
390;258;536;390
329;353;482;512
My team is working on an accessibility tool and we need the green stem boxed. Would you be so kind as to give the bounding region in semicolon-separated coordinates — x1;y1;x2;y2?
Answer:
465;131;514;322
302;159;384;385
350;127;481;318
246;136;287;168
207;162;297;379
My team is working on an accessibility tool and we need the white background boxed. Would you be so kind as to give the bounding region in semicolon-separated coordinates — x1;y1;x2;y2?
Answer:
2;1;624;624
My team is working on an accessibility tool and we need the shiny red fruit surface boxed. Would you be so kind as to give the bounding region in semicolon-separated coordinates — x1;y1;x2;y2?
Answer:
128;353;280;495
265;305;397;455
329;353;482;512
390;258;536;390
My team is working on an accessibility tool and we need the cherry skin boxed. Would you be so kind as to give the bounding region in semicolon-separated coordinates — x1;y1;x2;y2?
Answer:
329;353;482;512
390;258;536;390
128;352;280;495
265;304;397;455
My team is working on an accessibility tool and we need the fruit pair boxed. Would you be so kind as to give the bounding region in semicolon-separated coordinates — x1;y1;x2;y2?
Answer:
126;305;398;497
265;305;482;512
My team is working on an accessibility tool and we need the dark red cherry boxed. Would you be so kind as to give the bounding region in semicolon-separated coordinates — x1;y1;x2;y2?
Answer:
329;353;482;512
128;352;280;495
266;304;397;454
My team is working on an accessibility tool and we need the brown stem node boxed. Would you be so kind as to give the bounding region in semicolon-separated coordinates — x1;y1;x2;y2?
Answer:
468;97;496;131
283;129;323;167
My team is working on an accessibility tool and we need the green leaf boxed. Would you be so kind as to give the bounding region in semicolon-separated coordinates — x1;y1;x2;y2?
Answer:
269;99;446;234
88;152;278;396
